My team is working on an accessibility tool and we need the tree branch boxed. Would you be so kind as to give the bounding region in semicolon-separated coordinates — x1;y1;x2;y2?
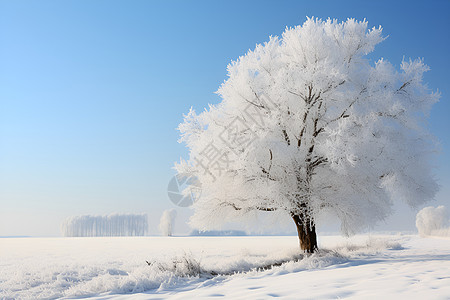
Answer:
261;149;274;179
320;87;367;130
238;91;265;109
282;129;291;145
224;202;277;212
396;80;411;94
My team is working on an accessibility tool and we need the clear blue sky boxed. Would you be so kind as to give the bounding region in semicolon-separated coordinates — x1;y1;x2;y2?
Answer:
1;0;449;236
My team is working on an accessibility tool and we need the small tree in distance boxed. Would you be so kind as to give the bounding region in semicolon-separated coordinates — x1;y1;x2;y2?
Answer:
176;18;439;252
159;209;177;236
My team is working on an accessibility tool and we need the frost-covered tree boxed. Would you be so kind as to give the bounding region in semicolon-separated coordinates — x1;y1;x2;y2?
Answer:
416;206;449;237
176;18;439;252
159;209;177;236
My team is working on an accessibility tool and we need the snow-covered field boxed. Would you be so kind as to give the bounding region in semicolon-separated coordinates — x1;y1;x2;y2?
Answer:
1;234;449;299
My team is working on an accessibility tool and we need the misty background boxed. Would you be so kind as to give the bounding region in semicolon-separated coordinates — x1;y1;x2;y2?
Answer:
1;0;449;236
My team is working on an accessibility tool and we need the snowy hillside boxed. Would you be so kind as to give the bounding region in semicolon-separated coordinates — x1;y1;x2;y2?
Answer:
1;234;449;299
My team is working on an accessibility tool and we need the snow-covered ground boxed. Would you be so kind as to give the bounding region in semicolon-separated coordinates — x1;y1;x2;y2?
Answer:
1;234;449;299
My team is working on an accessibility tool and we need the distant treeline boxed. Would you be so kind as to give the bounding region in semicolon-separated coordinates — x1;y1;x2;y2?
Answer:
61;214;148;237
190;230;247;236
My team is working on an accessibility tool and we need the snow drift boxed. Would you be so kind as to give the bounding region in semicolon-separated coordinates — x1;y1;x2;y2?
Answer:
61;214;148;237
0;235;408;299
416;206;450;237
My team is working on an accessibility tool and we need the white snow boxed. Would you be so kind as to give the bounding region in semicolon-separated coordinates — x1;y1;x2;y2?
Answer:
61;214;148;237
416;206;450;237
1;234;449;299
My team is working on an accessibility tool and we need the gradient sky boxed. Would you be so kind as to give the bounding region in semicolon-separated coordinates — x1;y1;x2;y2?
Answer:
1;0;449;236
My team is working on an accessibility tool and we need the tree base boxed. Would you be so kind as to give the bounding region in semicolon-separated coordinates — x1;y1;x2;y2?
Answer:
292;214;318;253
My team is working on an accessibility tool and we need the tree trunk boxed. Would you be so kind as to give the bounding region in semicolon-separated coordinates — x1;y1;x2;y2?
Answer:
292;214;318;253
